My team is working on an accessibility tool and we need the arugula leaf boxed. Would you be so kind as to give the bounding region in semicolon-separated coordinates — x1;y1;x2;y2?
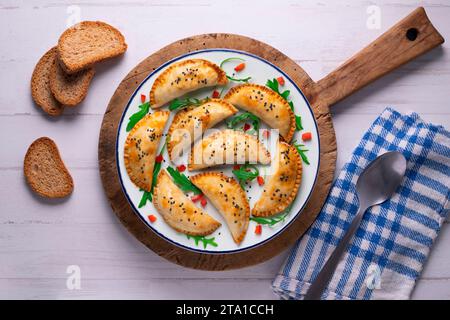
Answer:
186;235;218;249
126;102;150;132
169;97;206;111
250;203;293;226
232;164;259;186
167;166;202;194
138;190;151;208
219;57;245;69
295;115;303;131
293;140;310;165
227;112;261;131
226;75;251;83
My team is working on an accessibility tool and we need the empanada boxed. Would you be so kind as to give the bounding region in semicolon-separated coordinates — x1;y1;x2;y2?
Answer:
150;59;228;109
191;172;250;244
153;170;221;236
124;111;169;191
224;84;296;141
167;99;238;161
252;142;302;217
188;129;271;171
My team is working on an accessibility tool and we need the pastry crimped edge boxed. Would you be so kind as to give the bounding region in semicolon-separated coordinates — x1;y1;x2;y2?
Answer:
251;142;302;217
187;129;271;171
152;170;221;236
123;111;170;192
166;99;238;162
149;59;228;109
224;83;296;142
190;172;250;244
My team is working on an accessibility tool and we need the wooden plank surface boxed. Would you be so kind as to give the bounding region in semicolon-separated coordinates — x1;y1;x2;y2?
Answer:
0;0;449;299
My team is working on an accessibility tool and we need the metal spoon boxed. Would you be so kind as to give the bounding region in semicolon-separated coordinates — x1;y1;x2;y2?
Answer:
304;151;407;300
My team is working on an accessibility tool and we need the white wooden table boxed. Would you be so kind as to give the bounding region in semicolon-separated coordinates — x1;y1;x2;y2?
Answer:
0;0;449;300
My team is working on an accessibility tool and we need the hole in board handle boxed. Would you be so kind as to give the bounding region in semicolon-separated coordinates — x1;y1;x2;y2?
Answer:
406;28;419;41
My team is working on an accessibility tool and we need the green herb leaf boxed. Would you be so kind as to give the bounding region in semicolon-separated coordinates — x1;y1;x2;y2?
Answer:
219;57;245;69
232;164;259;186
167;166;202;194
266;78;279;93
126;102;150;132
226;75;252;83
169;97;206;112
293;140;310;165
186;235;218;249
138;190;151;208
250;203;293;226
227;112;261;131
295;115;303;131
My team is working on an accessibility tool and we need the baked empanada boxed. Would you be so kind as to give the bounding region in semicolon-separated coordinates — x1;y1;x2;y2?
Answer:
188;129;271;171
153;170;221;236
124;111;169;191
167;99;238;161
252;142;302;217
224;84;296;141
191;172;250;244
150;59;228;109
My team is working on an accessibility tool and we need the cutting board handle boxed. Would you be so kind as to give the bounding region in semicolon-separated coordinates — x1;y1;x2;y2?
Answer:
316;7;444;107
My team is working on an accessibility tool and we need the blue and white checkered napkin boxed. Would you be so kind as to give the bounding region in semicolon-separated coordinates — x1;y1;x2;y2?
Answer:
272;107;450;300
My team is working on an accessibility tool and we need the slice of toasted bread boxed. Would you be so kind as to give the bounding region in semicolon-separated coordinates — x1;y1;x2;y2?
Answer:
57;21;127;74
24;137;74;198
31;48;64;116
49;58;95;107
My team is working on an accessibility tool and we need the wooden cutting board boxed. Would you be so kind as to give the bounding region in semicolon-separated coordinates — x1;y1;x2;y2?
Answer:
98;7;443;270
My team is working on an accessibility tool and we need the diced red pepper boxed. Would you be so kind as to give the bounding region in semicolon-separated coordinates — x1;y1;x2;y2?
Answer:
200;198;207;207
263;129;270;139
233;164;241;170
277;76;285;86
255;224;262;235
177;164;186;172
257;176;264;186
234;63;245;72
148;215;157;223
212;90;220;98
155;155;163;163
191;194;203;203
302;132;312;141
243;123;251;132
141;94;146;103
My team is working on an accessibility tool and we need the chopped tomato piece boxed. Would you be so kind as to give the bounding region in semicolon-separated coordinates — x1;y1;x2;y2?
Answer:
148;215;157;223
155;155;163;163
243;123;251;131
255;224;262;235
277;76;285;86
177;164;186;172
200;198;207;207
262;129;270;139
302;132;312;141
141;94;146;103
234;63;245;72
191;194;203;202
233;164;241;170
257;176;264;186
212;90;220;98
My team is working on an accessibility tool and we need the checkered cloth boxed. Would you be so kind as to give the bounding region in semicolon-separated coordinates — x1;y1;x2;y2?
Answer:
272;108;450;300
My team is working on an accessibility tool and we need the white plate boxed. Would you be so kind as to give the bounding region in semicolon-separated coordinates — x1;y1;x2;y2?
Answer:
116;49;320;253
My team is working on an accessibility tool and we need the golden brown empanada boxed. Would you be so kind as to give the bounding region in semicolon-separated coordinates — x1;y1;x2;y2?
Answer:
167;99;238;161
150;59;228;109
252;141;302;217
188;129;271;171
191;172;250;244
124;111;169;191
153;170;221;236
224;84;296;141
